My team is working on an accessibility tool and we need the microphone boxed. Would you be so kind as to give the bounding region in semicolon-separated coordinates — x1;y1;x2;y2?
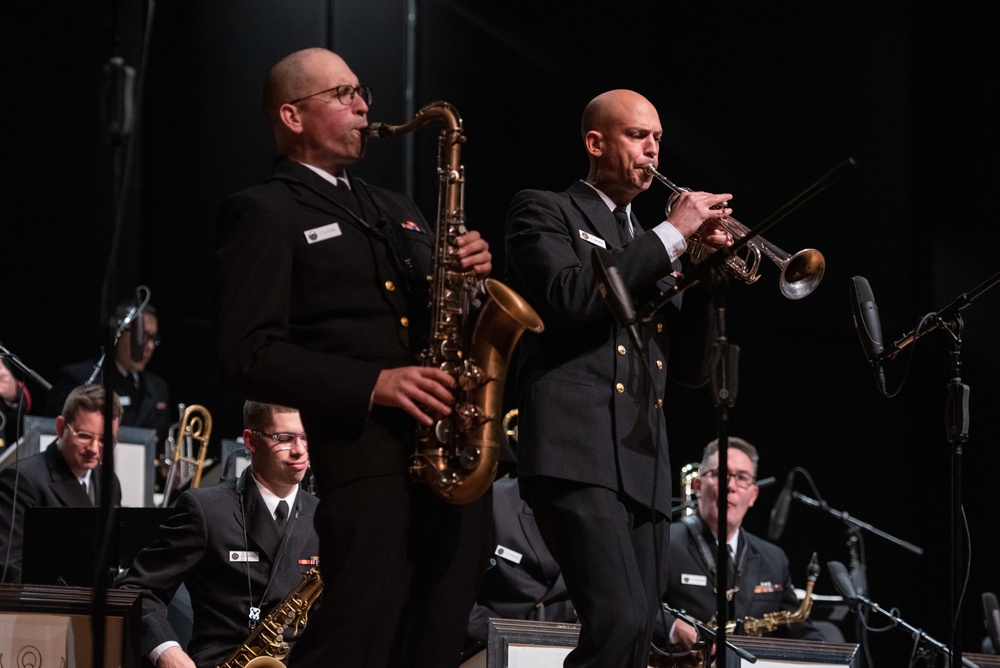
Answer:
984;592;1000;653
767;471;794;541
850;276;886;389
129;302;145;363
592;247;643;354
827;560;859;603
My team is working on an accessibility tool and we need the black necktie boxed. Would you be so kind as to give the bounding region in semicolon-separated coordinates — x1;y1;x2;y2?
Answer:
275;500;289;524
613;207;632;245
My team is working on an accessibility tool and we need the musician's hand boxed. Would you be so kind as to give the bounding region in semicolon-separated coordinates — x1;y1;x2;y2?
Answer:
155;646;196;668
455;230;492;278
670;619;699;650
698;218;734;249
665;191;732;240
373;366;456;426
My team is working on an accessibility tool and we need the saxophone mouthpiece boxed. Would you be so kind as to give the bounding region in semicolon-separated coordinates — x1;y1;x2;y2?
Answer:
365;122;393;138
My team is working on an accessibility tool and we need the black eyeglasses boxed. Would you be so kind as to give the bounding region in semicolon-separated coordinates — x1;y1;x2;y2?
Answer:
700;468;756;489
289;84;373;107
251;430;308;451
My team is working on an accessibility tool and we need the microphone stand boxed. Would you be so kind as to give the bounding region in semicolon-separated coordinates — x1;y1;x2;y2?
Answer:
705;268;737;667
790;491;924;556
0;345;53;392
874;272;1000;668
638;158;857;321
662;604;757;666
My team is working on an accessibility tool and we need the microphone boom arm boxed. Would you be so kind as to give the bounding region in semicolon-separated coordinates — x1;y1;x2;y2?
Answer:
793;491;923;555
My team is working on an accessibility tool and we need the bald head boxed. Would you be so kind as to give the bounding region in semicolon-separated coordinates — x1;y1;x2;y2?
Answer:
581;89;657;138
581;89;661;206
263;48;349;126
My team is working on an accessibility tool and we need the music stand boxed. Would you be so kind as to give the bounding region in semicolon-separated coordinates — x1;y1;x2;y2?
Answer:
21;506;173;586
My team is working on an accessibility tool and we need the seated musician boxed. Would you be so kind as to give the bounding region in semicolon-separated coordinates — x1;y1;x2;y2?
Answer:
117;401;319;668
653;437;824;659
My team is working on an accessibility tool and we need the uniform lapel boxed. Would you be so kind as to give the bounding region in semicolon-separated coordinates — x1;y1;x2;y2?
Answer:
241;472;282;561
44;444;92;506
567;181;623;249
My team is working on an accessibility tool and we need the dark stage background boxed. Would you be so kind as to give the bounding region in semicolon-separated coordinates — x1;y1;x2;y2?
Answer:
4;1;999;663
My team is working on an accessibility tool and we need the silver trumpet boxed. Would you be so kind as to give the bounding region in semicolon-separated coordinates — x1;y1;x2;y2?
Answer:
643;164;825;300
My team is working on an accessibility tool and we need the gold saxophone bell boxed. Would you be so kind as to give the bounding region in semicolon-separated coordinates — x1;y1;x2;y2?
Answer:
643;165;825;300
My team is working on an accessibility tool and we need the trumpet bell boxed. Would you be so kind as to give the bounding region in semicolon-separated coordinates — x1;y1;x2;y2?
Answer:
780;248;826;300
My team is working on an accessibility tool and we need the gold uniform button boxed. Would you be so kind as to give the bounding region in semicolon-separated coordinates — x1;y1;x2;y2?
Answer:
654;399;663;409
656;360;663;370
617;345;627;355
656;322;664;333
615;383;625;394
400;317;409;328
384;280;396;292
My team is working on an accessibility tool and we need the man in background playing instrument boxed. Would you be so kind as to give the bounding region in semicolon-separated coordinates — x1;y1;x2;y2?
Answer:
654;437;825;658
214;47;493;668
117;401;319;668
0;383;122;583
504;89;732;668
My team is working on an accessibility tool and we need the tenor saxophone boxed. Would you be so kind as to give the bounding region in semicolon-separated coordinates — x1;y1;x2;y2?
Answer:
215;567;323;668
366;101;544;505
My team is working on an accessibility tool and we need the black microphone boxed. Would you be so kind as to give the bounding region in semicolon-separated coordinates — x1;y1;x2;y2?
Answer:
850;276;886;389
767;471;794;541
129;303;145;363
827;560;859;603
592;247;643;354
984;592;1000;653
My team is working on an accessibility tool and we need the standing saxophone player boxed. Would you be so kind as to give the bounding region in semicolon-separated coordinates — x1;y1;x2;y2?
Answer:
655;438;826;655
504;89;733;668
117;402;319;668
214;48;493;668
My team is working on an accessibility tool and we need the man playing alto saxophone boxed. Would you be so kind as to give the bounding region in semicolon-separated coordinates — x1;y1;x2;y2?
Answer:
117;402;319;668
654;438;825;657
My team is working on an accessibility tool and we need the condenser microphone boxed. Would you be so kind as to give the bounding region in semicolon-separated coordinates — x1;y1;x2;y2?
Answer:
850;276;886;389
767;471;794;541
129;302;145;363
827;560;859;603
592;247;643;354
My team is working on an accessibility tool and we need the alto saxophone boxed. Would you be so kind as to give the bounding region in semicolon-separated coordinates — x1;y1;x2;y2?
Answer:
730;552;820;637
366;101;544;504
215;567;323;668
653;554;821;668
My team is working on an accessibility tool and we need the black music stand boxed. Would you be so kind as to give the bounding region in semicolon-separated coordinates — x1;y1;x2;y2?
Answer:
22;506;173;586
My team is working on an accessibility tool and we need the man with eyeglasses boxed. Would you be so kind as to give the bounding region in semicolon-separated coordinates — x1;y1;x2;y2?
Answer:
654;437;823;657
117;401;319;668
215;47;493;668
44;299;172;451
0;383;123;583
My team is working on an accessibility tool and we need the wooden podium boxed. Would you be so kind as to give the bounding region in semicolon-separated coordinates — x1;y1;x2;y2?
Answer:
0;584;142;668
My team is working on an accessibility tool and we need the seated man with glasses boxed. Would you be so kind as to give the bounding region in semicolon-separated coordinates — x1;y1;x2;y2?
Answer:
44;299;172;450
117;401;319;668
653;437;823;660
0;383;123;583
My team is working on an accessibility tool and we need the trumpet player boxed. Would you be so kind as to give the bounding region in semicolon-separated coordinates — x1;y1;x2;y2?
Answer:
215;48;494;668
504;89;733;668
654;438;825;654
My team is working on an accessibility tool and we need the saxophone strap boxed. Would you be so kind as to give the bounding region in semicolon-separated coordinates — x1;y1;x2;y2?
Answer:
680;514;747;603
238;470;300;629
